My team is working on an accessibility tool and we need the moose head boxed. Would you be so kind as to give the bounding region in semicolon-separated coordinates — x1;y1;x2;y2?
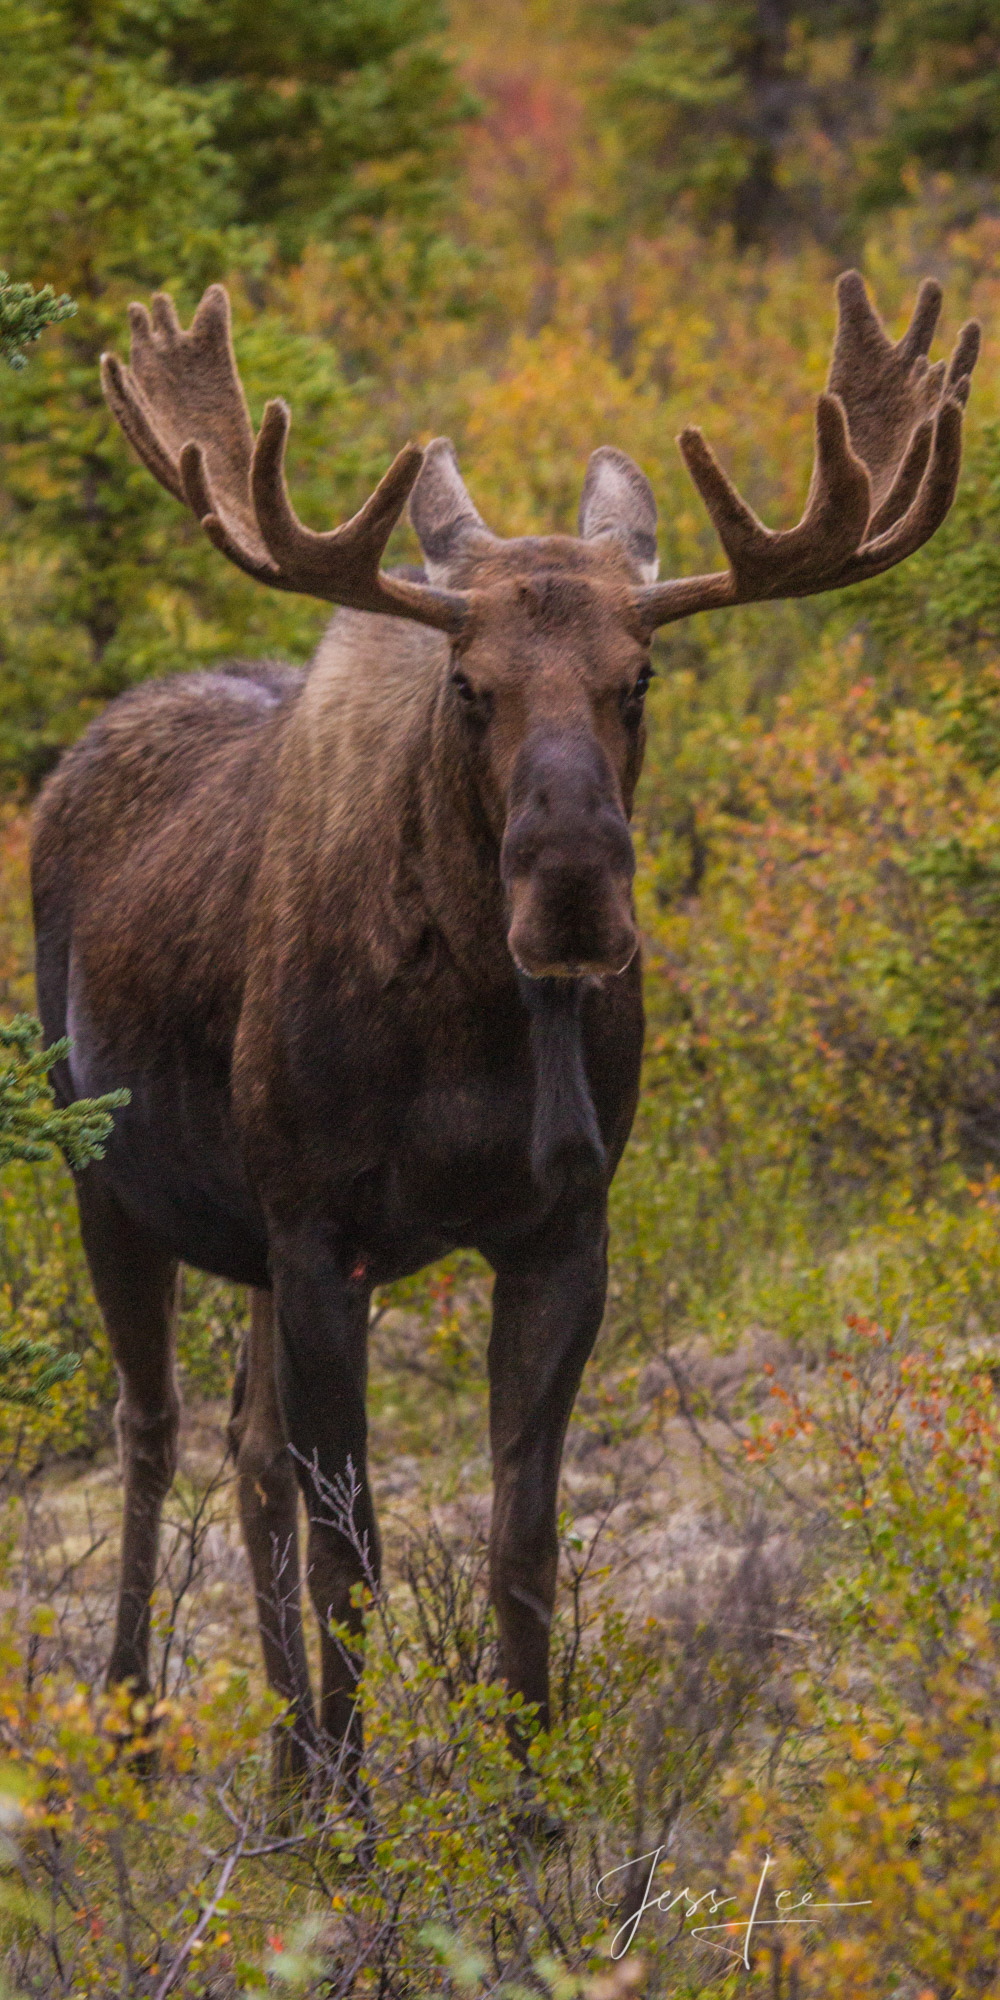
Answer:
102;276;978;993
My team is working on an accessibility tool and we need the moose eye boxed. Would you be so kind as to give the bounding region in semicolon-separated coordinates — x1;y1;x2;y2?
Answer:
451;669;477;704
621;661;654;718
450;668;492;722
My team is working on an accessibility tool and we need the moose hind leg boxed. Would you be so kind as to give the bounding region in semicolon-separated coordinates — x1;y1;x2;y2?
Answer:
74;1168;181;1694
228;1288;315;1781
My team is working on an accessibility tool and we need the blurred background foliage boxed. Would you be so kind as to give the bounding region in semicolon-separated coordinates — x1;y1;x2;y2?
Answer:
4;4;1000;1986
1;0;1000;1417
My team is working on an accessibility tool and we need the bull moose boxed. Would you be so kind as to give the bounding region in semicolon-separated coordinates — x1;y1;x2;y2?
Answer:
31;271;978;1781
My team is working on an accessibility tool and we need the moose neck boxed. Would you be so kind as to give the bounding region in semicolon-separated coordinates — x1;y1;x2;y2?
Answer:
418;685;609;1194
288;617;608;1190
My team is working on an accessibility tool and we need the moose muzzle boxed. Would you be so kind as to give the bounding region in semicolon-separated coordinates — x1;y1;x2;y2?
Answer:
501;727;638;980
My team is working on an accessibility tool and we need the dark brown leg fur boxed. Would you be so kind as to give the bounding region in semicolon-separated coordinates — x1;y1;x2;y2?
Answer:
228;1288;315;1783
487;1209;608;1730
270;1243;379;1768
75;1169;181;1694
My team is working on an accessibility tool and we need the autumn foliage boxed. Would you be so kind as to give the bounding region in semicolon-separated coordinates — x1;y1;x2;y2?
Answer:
3;0;1000;1992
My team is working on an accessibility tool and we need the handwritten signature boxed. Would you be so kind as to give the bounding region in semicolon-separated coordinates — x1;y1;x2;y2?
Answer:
596;1849;871;1963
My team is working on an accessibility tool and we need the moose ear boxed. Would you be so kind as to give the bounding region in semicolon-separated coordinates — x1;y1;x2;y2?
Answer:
578;447;659;582
409;437;498;581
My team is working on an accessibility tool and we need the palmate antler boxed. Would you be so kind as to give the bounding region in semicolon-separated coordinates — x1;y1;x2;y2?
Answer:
634;271;980;631
100;286;468;633
103;274;979;640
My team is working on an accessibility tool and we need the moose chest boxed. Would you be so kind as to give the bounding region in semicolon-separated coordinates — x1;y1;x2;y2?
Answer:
239;963;644;1282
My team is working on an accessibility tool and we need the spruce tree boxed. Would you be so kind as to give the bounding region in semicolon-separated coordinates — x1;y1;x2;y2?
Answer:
0;1019;126;1407
0;1017;125;1175
0;0;465;787
603;0;881;248
107;0;468;259
858;1;1000;216
0;275;75;371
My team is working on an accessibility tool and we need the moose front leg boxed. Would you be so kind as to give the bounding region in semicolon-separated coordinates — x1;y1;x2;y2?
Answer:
270;1240;378;1764
487;1208;608;1730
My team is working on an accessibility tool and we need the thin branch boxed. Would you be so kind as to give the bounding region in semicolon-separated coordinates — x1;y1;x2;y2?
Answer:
152;1838;244;2000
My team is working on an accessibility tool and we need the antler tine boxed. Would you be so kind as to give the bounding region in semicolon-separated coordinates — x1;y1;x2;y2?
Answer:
678;392;870;594
837;394;965;585
828;271;961;513
894;275;943;363
633;271;979;634
221;400;468;626
178;436;284;590
864;415;933;540
948;319;981;396
846;315;979;541
102;284;278;583
102;285;470;633
237;396;467;629
101;346;187;506
634;391;871;628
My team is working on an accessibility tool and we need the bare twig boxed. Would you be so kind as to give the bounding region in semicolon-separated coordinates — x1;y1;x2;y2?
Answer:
152;1837;245;2000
